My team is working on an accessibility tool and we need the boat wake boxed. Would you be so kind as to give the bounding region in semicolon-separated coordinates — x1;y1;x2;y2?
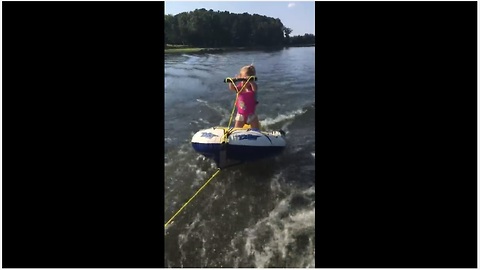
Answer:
260;108;308;132
195;99;232;126
226;180;315;268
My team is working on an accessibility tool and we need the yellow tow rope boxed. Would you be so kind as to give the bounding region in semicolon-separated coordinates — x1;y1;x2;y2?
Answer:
165;168;221;228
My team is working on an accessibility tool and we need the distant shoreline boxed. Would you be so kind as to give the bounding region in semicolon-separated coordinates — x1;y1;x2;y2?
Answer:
164;44;315;54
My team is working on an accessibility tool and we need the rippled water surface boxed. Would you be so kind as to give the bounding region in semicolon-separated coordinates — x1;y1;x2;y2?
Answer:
164;47;315;267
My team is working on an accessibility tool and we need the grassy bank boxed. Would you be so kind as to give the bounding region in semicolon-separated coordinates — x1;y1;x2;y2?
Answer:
165;47;203;54
164;44;315;55
165;47;246;55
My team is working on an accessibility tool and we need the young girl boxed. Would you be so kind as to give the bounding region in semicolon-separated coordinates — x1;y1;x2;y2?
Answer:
227;65;261;130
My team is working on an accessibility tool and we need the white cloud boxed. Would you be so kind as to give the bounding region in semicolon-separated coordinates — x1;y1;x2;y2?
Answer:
288;3;296;8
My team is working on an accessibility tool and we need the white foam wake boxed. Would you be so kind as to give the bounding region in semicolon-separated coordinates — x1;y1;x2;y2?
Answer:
239;186;316;268
260;108;307;130
196;99;231;122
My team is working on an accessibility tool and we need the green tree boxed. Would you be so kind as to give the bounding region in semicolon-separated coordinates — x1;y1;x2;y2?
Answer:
165;9;294;48
283;27;293;45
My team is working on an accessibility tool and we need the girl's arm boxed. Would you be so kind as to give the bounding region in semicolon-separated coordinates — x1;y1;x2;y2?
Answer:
227;75;239;92
228;82;236;91
250;81;258;92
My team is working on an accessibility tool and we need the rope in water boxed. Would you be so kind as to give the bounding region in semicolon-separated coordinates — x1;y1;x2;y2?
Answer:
164;76;255;228
164;168;222;228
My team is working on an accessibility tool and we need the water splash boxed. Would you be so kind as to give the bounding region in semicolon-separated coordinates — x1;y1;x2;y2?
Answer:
260;108;308;131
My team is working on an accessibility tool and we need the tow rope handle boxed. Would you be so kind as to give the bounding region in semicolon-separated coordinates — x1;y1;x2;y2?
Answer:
223;76;257;83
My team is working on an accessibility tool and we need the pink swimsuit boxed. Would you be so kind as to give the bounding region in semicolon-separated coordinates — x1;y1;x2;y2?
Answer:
235;82;256;116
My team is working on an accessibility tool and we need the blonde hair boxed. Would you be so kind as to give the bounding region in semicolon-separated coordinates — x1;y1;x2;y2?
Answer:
240;65;256;77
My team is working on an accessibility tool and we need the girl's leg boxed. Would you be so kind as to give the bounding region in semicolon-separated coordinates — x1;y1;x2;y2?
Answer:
249;115;261;130
234;113;245;128
234;120;245;128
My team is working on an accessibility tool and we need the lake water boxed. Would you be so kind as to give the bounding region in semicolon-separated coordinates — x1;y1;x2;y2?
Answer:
164;47;315;267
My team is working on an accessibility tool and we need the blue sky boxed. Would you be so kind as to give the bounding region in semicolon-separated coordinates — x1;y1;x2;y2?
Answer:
165;1;315;36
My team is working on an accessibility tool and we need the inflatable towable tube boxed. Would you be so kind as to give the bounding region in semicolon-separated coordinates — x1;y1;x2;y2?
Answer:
191;125;286;168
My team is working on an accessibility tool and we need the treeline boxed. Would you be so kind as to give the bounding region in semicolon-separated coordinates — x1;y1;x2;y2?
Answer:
165;9;314;48
289;34;315;45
